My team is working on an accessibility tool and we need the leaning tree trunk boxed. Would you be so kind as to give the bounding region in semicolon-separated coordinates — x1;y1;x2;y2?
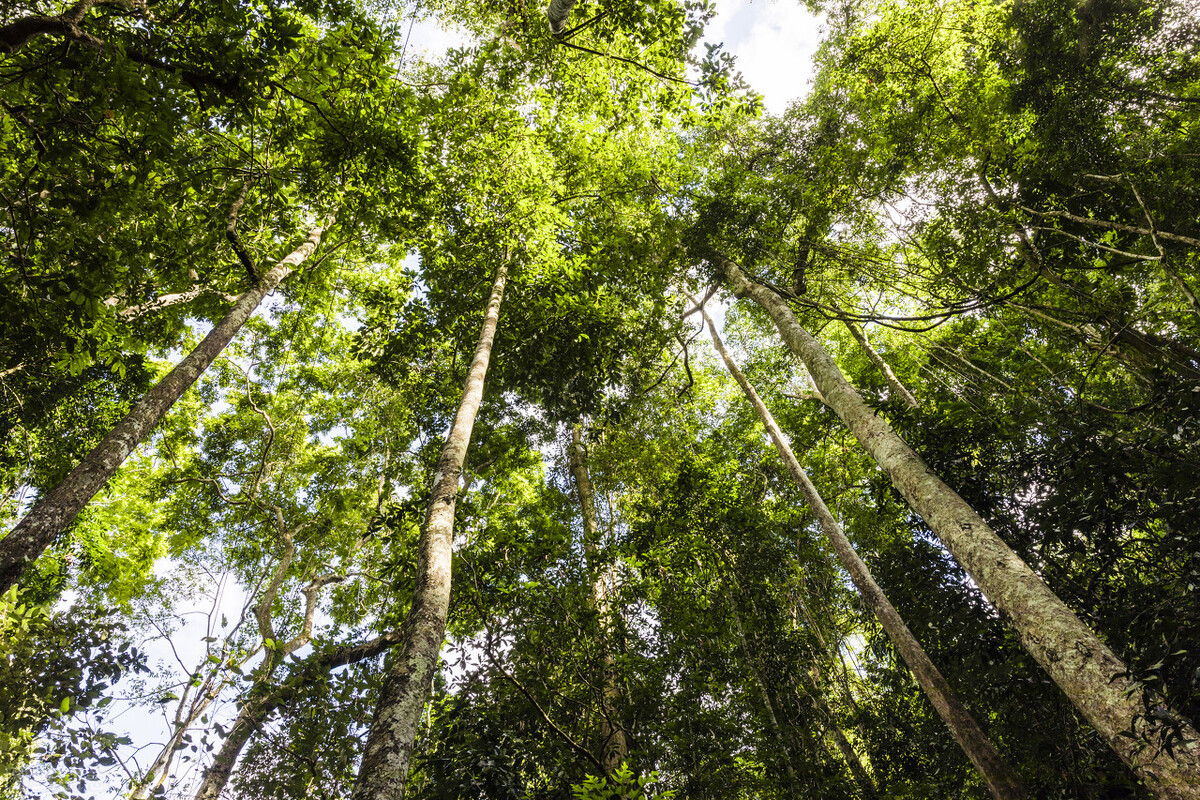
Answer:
701;305;1026;800
567;424;627;773
836;312;918;409
0;224;328;594
716;253;1200;798
350;259;509;800
193;628;406;800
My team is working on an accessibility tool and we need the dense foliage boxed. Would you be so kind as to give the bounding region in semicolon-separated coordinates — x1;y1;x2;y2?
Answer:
1;0;1198;796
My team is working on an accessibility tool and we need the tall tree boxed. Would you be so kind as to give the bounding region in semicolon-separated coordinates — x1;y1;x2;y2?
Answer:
352;252;509;799
699;300;1026;800
713;252;1200;797
0;223;328;593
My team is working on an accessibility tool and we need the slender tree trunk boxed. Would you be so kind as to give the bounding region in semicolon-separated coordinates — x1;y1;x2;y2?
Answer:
701;303;1026;800
0;224;327;594
350;258;509;800
795;681;879;800
568;424;627;773
132;681;221;799
193;628;406;800
837;314;918;409
729;597;801;794
716;253;1200;798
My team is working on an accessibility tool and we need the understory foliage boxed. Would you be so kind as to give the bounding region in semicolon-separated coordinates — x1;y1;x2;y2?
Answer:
1;0;1198;795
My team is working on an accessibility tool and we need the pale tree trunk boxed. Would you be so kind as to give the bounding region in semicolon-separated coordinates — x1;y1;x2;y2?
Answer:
701;301;1025;800
193;461;394;800
837;314;918;409
0;224;328;594
350;258;509;800
567;424;627;773
716;253;1200;798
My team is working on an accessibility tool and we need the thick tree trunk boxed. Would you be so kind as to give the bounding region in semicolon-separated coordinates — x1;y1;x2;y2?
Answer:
701;304;1026;800
716;254;1200;798
567;425;627;773
0;224;327;594
546;0;577;34
0;0;102;52
350;259;508;800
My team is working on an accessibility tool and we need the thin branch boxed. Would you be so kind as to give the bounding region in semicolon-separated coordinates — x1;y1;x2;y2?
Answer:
483;644;608;775
554;39;696;86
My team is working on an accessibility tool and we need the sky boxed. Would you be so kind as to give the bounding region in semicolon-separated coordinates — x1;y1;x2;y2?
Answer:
400;0;825;114
55;3;828;796
703;0;825;113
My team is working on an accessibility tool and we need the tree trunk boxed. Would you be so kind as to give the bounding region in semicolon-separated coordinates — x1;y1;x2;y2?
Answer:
193;628;406;800
567;424;627;773
796;682;879;800
0;224;327;594
350;258;509;800
701;303;1026;800
0;0;102;52
728;596;801;794
837;314;918;409
716;253;1200;799
546;0;577;34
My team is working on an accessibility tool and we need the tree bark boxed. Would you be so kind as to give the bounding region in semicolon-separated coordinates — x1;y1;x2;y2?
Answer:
350;258;509;800
0;224;327;594
546;0;578;35
193;629;406;800
567;424;627;773
701;303;1026;800
716;253;1200;799
0;0;102;52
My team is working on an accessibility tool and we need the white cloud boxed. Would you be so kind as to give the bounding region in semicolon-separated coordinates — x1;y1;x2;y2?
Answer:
705;0;825;114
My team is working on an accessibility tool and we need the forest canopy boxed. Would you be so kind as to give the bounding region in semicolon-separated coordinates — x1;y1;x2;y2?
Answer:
1;0;1198;797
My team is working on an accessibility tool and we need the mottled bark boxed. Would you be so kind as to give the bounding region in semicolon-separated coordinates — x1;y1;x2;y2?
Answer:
838;315;918;409
109;285;240;320
0;224;327;594
351;259;508;800
717;253;1200;798
701;303;1026;800
568;424;627;773
546;0;577;34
